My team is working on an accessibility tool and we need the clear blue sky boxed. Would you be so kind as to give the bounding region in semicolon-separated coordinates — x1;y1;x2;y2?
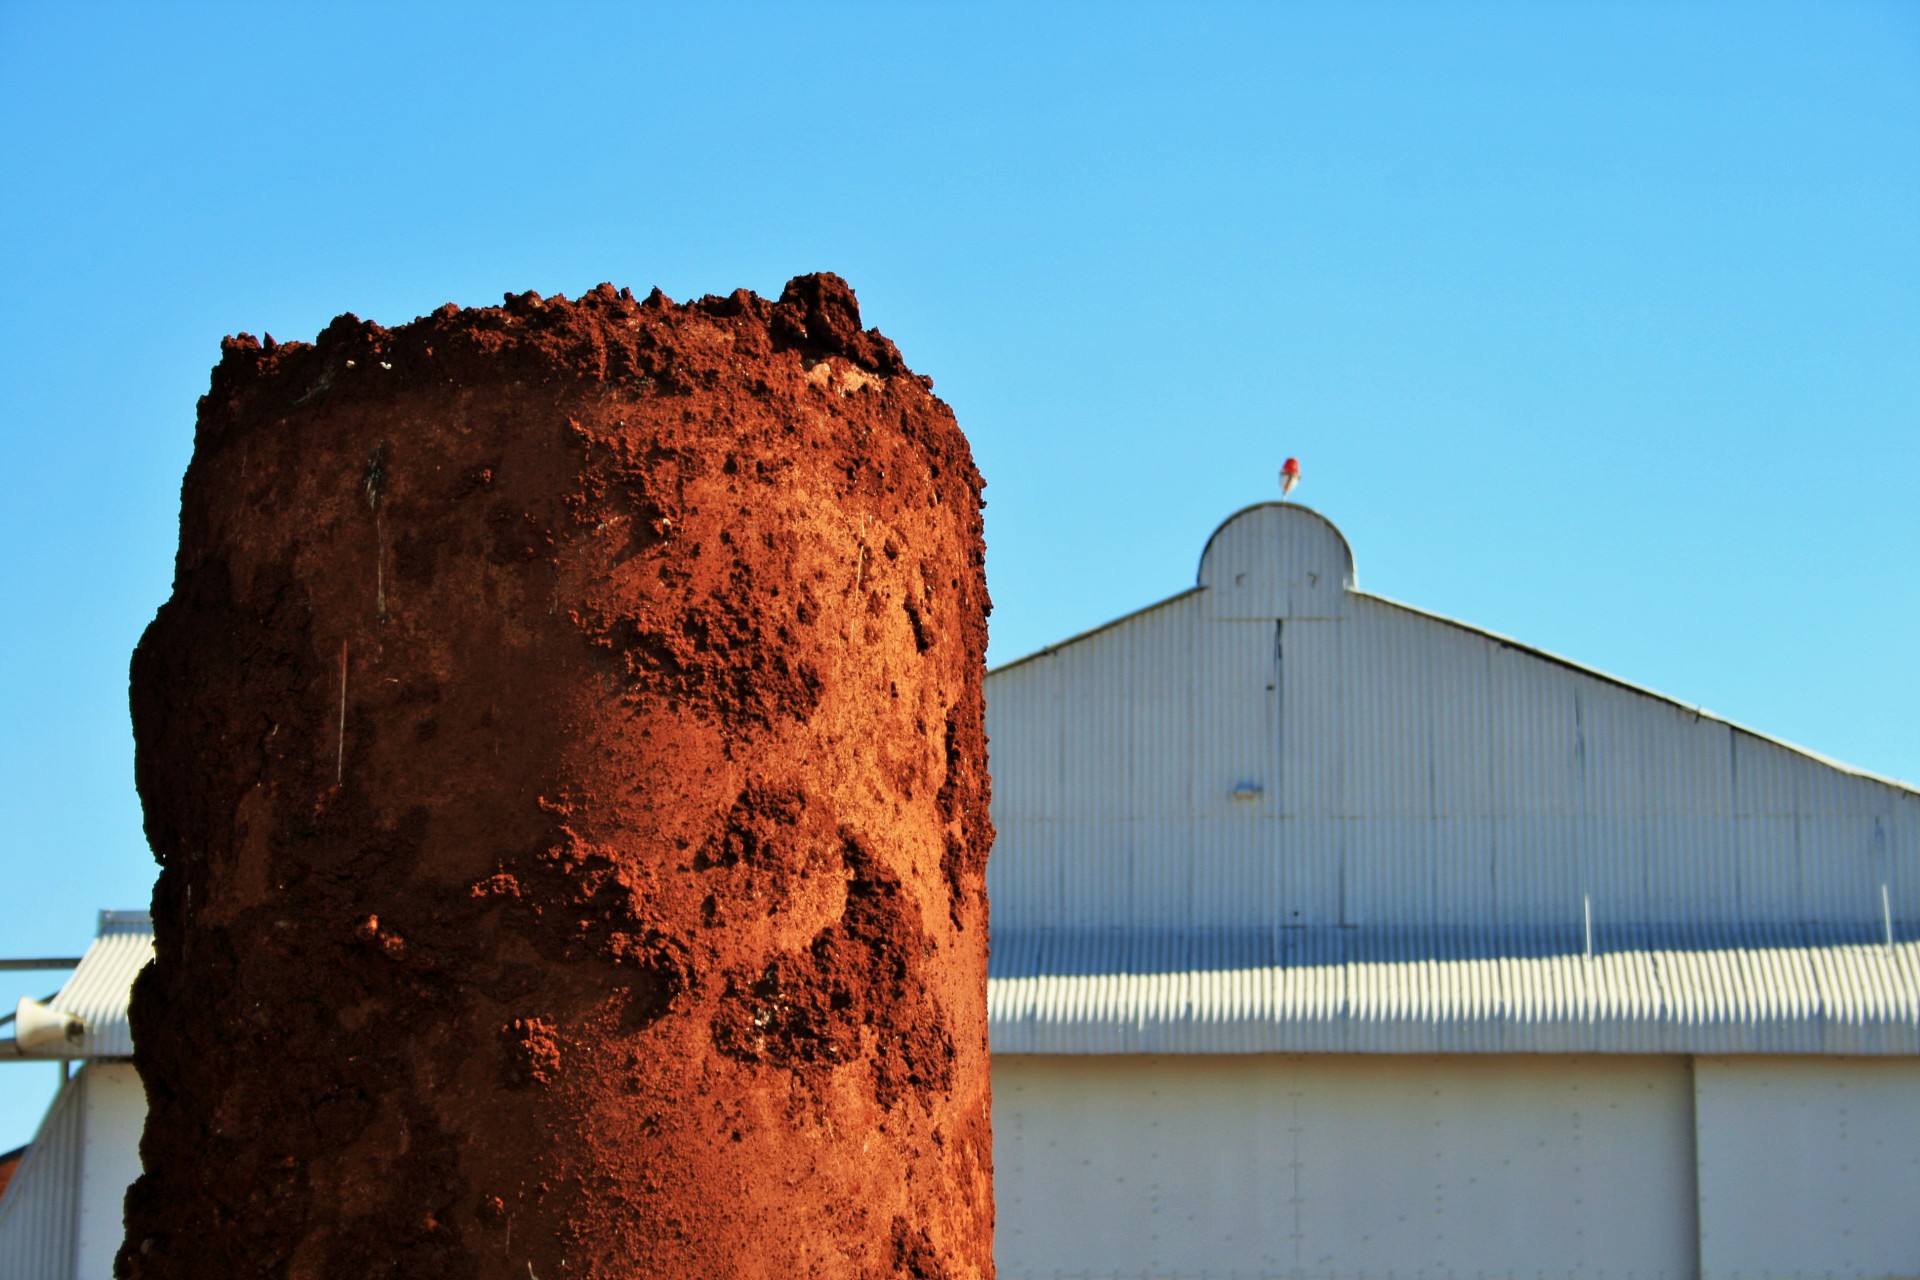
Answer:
1;3;1914;1148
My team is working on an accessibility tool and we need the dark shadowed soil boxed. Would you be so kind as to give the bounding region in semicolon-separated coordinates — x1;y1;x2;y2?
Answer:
121;275;994;1279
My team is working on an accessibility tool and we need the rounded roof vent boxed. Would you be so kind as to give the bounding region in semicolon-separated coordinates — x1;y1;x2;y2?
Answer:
1197;502;1354;619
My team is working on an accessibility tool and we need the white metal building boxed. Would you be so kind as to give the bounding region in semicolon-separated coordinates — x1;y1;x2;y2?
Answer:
985;503;1920;1279
0;912;152;1280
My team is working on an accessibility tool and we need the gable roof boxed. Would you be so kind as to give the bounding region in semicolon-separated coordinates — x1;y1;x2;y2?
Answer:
991;502;1914;794
982;505;1919;1054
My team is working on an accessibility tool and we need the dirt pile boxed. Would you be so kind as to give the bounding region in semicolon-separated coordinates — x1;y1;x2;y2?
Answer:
123;275;994;1278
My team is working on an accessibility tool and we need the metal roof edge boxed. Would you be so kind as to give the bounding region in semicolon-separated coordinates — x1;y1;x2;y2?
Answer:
986;1034;1920;1057
1356;590;1920;797
96;911;151;935
987;586;1205;678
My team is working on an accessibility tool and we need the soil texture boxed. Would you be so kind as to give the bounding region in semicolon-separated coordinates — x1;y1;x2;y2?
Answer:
122;275;994;1279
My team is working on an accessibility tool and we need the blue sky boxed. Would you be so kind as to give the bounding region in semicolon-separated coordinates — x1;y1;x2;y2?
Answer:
1;3;1914;1148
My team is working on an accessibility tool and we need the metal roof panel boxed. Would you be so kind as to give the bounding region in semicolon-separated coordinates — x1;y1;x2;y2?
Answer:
987;925;1920;1055
42;912;152;1061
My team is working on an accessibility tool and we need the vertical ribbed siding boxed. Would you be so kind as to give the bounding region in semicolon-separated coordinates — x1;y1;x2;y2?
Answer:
1426;616;1497;931
1278;618;1344;926
985;504;1919;949
0;1070;82;1279
1486;637;1581;930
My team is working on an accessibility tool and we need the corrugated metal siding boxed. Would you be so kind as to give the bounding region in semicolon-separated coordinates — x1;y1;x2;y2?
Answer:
0;1070;82;1280
983;503;1920;1052
40;912;151;1061
987;927;1920;1054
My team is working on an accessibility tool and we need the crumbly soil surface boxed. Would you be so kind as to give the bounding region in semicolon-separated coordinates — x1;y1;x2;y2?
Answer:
122;276;994;1279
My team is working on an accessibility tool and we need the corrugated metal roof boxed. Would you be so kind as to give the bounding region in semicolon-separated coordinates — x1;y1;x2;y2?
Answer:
0;1069;82;1279
36;912;151;1061
982;504;1920;1054
986;926;1920;1054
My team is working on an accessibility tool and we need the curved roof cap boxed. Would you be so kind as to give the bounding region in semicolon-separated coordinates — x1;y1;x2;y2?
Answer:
1197;502;1355;620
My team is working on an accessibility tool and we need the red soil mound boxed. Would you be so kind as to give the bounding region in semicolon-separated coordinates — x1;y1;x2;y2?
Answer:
123;276;994;1279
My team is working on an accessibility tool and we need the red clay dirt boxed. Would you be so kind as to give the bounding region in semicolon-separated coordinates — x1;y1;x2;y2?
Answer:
122;275;994;1279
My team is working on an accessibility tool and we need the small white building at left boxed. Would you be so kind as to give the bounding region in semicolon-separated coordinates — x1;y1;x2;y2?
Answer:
0;911;152;1280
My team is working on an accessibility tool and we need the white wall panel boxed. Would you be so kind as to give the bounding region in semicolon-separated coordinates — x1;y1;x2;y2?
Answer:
994;1053;1698;1279
74;1065;143;1280
1696;1056;1920;1279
